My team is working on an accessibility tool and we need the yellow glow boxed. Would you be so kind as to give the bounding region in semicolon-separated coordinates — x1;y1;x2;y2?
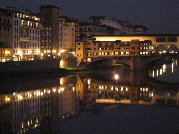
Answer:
72;87;75;91
48;90;51;94
60;49;66;53
60;60;65;68
52;50;57;53
114;74;119;80
5;97;11;102
5;51;11;54
61;87;65;92
37;91;40;96
60;78;64;85
121;87;123;91
28;93;32;98
41;92;44;96
160;69;163;75
58;89;61;93
126;87;129;91
111;86;114;90
53;88;56;93
18;95;23;100
156;70;159;76
87;79;91;85
146;88;148;92
152;70;155;77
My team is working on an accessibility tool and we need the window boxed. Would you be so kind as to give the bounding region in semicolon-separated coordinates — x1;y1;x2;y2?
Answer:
167;37;177;42
156;37;166;42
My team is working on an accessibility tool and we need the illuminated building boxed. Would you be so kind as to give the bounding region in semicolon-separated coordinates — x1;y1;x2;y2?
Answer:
95;34;179;53
76;37;150;65
76;34;179;65
59;16;76;58
0;7;42;61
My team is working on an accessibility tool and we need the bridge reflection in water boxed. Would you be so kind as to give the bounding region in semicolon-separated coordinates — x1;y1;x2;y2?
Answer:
0;66;179;134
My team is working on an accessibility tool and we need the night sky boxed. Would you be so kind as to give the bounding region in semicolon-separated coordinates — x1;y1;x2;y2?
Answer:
1;0;179;34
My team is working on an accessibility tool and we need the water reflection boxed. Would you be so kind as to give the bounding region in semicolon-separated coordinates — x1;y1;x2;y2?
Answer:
0;64;179;134
0;77;78;134
149;59;178;79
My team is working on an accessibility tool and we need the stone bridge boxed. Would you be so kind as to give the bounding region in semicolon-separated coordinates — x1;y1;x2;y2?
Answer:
80;54;179;71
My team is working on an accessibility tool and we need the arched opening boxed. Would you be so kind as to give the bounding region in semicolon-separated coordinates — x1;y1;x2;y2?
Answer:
168;45;178;54
156;45;167;54
88;27;92;32
79;28;83;32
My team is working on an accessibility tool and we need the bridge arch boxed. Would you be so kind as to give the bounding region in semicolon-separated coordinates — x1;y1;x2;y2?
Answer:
168;45;178;53
89;58;130;67
156;44;167;54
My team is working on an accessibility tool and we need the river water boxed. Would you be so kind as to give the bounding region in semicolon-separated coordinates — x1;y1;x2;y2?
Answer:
0;60;179;134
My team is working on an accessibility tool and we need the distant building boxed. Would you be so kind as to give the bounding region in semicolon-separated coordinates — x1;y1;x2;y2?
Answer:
77;16;147;41
89;16;148;35
77;21;121;41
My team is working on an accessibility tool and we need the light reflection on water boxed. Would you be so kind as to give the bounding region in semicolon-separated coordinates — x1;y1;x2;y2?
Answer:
149;59;179;83
0;64;179;134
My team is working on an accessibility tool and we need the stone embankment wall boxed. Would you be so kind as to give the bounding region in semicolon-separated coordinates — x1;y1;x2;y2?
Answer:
0;59;60;73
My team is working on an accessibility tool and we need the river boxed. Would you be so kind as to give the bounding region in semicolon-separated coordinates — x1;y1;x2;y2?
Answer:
0;60;179;134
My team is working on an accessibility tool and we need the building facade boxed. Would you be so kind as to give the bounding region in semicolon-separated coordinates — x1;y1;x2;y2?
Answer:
0;7;42;62
76;36;150;65
89;16;148;35
40;5;60;58
59;16;76;58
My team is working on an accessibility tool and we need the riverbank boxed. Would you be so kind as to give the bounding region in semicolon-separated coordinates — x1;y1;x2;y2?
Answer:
0;67;85;79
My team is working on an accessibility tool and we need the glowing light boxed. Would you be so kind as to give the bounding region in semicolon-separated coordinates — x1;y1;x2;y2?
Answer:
156;70;159;77
121;87;123;91
37;91;40;96
111;86;114;90
72;87;75;92
60;49;66;53
61;87;64;92
52;50;57;53
126;87;128;91
160;69;163;75
6;97;11;102
60;60;65;68
146;88;148;92
172;63;174;73
114;74;119;80
87;79;91;85
152;70;155;77
53;88;56;93
41;92;44;96
18;95;23;100
28;94;32;98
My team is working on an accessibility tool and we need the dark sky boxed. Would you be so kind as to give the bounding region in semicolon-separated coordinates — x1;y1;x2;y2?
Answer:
1;0;179;34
